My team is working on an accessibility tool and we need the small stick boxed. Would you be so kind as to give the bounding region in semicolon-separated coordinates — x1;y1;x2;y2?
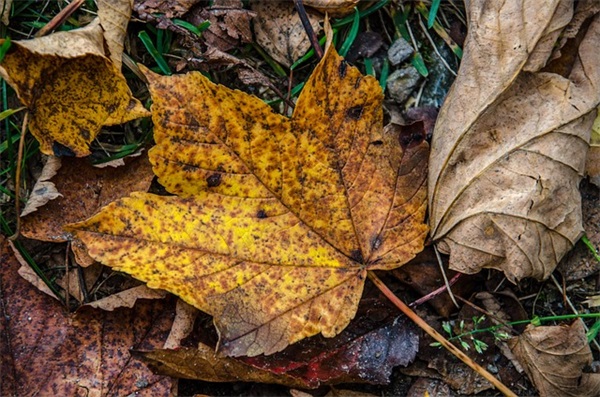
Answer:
294;0;323;60
35;0;85;38
65;241;71;311
410;272;461;307
368;271;517;397
8;112;29;241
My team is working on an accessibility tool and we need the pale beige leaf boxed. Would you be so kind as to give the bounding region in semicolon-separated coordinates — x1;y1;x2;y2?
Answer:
164;299;198;349
86;285;166;311
10;241;59;300
252;1;321;67
0;0;12;25
20;156;62;217
429;1;600;281
303;0;360;17
97;0;134;70
509;321;600;397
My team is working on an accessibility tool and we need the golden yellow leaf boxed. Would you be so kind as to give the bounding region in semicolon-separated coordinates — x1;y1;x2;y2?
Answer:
0;20;149;157
69;41;428;356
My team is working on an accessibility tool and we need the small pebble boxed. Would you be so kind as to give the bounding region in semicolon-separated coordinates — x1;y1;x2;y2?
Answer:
388;38;413;65
386;66;421;104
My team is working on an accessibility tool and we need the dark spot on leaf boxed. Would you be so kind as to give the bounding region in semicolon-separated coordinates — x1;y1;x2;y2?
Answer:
206;173;222;187
371;140;383;146
80;129;90;140
346;105;364;120
257;209;267;219
350;249;364;264
338;60;348;78
371;235;382;251
52;142;75;157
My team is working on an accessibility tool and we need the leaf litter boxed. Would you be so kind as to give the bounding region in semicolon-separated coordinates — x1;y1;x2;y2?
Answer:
4;0;600;395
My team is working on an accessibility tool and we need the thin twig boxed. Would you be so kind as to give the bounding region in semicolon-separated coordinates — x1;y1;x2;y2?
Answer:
434;245;460;308
8;112;29;241
294;0;323;60
410;272;461;307
35;0;85;37
368;271;518;397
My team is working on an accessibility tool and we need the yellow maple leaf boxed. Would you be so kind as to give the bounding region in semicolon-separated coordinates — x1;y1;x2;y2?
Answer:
0;19;148;157
68;40;429;356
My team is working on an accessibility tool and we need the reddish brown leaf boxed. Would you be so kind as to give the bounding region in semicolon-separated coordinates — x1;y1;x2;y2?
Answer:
0;237;176;396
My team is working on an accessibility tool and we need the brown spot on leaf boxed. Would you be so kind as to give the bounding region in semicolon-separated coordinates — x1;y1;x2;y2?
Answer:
346;105;364;120
257;209;267;219
338;60;348;78
206;173;222;187
350;249;364;264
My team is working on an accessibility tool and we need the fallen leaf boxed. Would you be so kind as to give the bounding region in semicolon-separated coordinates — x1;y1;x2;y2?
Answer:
144;291;419;388
508;320;600;397
0;0;11;25
164;299;198;349
20;156;62;217
303;0;360;17
98;0;134;70
86;285;167;311
191;0;255;52
134;0;201;19
428;1;600;281
0;19;149;157
21;153;154;266
0;237;176;397
70;35;429;357
252;1;321;67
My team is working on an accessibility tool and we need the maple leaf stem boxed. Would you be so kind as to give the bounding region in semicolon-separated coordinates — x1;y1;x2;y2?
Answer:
367;270;518;397
294;0;324;60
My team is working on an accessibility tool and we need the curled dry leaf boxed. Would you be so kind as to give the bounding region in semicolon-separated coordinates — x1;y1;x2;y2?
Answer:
86;285;167;311
20;154;154;266
0;19;149;157
134;0;201;19
69;39;429;356
193;0;255;52
252;1;321;67
97;0;134;70
20;156;62;217
303;0;360;17
508;320;600;397
429;1;600;281
0;0;12;25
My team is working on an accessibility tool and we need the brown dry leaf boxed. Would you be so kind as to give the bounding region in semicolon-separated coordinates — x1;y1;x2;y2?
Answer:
304;0;360;17
69;34;429;357
0;238;176;397
193;0;255;52
0;0;11;25
587;108;600;186
252;1;321;67
134;0;201;19
428;1;600;281
0;19;149;157
20;156;62;217
86;285;167;311
508;320;600;397
97;0;134;70
21;153;154;266
164;299;198;349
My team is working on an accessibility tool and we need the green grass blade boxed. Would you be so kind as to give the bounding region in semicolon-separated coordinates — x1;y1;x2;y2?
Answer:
138;31;172;75
412;52;428;77
0;37;11;63
582;235;600;262
332;0;389;28
428;0;441;28
172;19;210;36
338;8;360;58
379;58;389;91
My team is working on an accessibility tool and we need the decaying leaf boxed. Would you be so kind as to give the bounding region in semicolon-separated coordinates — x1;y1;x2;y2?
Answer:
97;0;134;70
70;38;429;356
86;285;167;311
508;320;600;397
252;1;321;67
0;0;12;25
20;156;62;217
304;0;360;17
134;0;201;19
428;1;600;281
21;154;154;266
0;238;175;397
192;0;255;52
0;19;149;157
145;292;418;388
